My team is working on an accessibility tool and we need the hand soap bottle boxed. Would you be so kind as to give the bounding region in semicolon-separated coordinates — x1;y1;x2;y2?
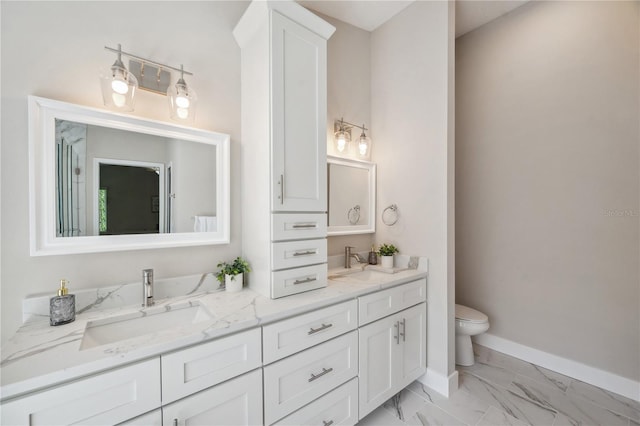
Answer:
368;245;378;265
50;279;75;326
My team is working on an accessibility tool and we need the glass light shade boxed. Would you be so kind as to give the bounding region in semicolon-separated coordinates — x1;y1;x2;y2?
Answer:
168;77;197;122
334;130;351;153
99;65;138;111
357;132;371;158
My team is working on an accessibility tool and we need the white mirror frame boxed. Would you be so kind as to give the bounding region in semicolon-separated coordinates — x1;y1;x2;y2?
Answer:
28;96;230;256
327;155;376;236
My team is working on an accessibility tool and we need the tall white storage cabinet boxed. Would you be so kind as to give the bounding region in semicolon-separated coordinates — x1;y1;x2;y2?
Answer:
234;1;335;298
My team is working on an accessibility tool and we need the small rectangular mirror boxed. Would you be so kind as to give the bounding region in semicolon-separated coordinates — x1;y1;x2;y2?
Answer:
29;96;230;255
327;155;376;235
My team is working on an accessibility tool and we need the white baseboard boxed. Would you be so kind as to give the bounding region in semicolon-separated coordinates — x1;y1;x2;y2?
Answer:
473;333;640;402
417;368;459;397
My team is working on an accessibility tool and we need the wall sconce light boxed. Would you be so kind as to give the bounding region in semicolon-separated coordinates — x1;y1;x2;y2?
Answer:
101;44;197;121
334;118;372;158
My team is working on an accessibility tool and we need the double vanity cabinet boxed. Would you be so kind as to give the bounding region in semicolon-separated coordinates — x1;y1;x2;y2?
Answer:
0;275;427;425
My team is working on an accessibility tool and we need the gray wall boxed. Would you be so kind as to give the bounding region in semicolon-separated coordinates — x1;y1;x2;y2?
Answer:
456;1;640;381
0;1;247;341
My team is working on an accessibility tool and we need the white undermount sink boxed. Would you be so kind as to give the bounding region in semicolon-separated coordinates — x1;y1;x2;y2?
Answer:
80;303;214;350
328;269;390;282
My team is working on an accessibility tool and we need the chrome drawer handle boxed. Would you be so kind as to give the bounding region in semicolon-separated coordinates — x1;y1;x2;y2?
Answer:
394;321;400;344
279;174;284;204
292;223;317;229
400;318;406;342
308;367;333;382
293;250;317;257
323;421;334;426
308;323;333;335
294;277;317;285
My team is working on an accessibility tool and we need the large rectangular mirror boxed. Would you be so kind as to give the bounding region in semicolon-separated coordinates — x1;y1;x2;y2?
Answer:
29;96;230;255
327;155;376;235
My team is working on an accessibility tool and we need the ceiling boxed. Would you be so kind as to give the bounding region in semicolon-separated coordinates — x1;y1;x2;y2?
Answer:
299;0;529;37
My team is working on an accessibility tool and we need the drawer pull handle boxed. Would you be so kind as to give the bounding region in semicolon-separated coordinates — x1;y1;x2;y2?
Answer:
400;318;406;342
292;223;317;229
293;250;317;257
294;277;317;285
308;323;333;335
323;421;334;426
308;367;333;382
394;321;400;344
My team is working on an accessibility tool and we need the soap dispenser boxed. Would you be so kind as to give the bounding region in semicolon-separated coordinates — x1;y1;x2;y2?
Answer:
50;279;75;326
368;245;378;265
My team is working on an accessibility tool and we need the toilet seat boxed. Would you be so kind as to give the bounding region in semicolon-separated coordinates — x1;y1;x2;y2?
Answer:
455;304;488;324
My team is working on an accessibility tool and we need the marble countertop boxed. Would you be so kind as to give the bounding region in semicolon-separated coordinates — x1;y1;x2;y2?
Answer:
0;265;427;402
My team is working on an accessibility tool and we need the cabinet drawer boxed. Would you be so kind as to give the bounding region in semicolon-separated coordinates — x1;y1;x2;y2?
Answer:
272;264;327;298
274;378;358;426
263;299;357;364
272;239;327;270
161;328;261;404
263;331;358;425
163;369;263;426
1;359;160;425
272;213;327;241
358;278;426;326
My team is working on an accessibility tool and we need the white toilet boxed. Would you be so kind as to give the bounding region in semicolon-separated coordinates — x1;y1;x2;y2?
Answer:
455;304;490;366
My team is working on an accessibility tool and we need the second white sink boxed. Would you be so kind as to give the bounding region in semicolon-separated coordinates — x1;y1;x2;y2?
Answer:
80;303;214;350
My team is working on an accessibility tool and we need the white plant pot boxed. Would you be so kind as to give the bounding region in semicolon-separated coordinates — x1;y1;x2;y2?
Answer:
225;273;243;293
381;255;394;269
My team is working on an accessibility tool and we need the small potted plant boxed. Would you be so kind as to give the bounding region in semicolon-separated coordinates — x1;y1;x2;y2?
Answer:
378;243;399;269
216;256;251;293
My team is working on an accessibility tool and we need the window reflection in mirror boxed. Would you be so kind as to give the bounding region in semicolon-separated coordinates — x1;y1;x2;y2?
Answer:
55;119;216;237
327;156;376;236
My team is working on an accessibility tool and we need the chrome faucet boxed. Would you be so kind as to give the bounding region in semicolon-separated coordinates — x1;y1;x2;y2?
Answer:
345;246;365;269
142;269;154;307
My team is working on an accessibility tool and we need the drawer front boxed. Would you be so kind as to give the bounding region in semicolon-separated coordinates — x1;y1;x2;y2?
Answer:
274;378;358;426
163;369;263;426
272;239;327;270
1;359;160;425
272;213;327;241
263;299;357;364
272;264;327;298
161;328;262;404
358;279;426;326
263;331;358;425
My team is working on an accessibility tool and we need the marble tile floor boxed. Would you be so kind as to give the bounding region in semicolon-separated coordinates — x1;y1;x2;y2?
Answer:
358;344;640;426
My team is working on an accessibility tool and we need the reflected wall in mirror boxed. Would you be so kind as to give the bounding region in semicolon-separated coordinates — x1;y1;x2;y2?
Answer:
327;155;376;236
30;96;230;255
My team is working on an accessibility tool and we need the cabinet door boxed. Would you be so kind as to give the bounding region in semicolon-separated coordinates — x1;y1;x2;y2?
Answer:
271;11;327;212
358;314;398;419
162;369;262;426
398;303;427;385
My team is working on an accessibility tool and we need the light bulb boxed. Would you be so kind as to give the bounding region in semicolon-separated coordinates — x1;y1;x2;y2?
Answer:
111;78;129;95
177;108;189;119
359;140;368;156
176;95;190;108
337;135;347;152
112;93;126;107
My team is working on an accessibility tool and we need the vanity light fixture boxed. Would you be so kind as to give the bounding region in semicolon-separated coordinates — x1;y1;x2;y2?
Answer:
101;44;196;121
334;118;372;158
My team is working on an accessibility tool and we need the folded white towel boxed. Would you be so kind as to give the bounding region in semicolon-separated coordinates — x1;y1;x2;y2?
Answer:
193;216;217;232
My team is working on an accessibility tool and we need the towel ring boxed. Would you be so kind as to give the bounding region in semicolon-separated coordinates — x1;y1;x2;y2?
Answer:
382;204;399;226
348;205;361;225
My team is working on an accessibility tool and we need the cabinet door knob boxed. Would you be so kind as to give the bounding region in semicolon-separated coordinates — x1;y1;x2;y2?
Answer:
308;323;333;335
400;318;406;342
308;367;333;382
